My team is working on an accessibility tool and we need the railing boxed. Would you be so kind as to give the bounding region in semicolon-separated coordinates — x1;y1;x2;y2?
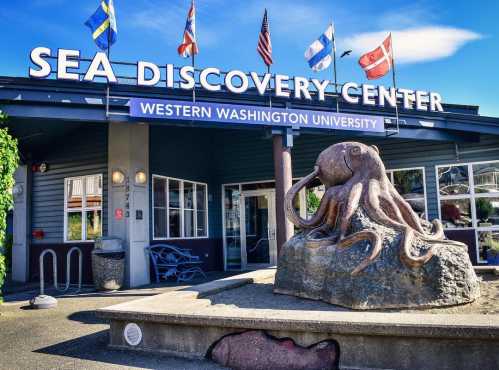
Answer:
38;55;344;96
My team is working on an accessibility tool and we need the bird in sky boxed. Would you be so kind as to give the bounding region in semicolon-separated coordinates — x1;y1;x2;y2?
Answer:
340;50;352;58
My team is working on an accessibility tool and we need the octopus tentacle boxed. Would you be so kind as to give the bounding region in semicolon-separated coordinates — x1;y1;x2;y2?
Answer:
399;227;434;268
430;219;444;239
339;182;363;239
389;190;427;234
363;185;437;269
307;198;340;240
337;230;383;276
285;168;339;229
364;179;406;229
378;194;407;225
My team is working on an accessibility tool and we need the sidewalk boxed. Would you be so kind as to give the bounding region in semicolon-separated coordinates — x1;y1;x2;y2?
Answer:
2;272;39;295
2;271;236;304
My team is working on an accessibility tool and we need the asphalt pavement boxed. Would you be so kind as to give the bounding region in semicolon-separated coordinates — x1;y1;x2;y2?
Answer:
0;275;229;370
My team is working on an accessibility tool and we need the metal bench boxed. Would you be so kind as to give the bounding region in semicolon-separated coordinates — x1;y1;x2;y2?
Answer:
146;244;206;283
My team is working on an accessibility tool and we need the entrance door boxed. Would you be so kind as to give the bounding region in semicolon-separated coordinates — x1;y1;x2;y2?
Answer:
240;190;277;269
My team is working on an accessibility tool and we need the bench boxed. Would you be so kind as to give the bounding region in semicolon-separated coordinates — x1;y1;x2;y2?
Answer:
145;244;206;283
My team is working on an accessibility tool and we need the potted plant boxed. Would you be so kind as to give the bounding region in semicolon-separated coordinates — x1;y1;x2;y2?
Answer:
476;198;493;226
485;233;499;265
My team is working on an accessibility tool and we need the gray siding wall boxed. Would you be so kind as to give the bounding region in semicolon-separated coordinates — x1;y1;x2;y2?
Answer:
31;124;108;244
149;125;220;239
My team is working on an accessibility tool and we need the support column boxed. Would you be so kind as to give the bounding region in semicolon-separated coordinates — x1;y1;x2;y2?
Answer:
108;122;150;288
273;130;294;260
12;165;30;282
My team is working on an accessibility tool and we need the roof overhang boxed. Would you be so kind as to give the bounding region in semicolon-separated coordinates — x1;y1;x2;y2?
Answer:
1;77;498;143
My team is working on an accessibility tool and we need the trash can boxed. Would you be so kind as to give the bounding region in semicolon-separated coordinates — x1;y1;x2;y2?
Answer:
92;237;125;291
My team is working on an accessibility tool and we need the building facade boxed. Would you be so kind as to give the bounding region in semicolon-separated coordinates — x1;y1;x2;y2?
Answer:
2;73;499;287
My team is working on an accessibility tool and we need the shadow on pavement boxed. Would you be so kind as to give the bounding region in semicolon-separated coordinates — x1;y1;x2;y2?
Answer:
34;330;225;369
68;310;107;325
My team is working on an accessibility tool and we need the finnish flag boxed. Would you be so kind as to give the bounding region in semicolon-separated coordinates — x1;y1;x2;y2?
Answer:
305;24;334;72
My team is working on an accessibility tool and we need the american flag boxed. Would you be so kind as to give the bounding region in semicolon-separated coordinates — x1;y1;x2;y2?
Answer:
257;9;273;67
178;0;198;58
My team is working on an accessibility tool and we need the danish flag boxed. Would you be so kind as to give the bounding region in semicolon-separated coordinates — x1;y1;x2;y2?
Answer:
178;0;198;58
358;34;393;80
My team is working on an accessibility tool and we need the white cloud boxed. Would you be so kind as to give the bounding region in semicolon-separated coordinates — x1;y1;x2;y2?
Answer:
343;26;482;64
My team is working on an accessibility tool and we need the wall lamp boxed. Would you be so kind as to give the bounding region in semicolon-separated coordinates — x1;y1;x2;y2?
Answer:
135;170;147;185
112;169;126;185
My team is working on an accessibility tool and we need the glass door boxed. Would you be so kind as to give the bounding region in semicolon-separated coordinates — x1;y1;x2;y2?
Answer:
240;190;276;269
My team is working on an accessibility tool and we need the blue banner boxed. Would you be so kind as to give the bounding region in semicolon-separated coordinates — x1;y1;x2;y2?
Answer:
129;98;385;133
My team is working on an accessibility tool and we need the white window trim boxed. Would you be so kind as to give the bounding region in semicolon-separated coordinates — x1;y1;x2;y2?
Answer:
152;175;209;240
386;166;428;220
222;183;242;271
63;174;103;243
436;160;499;263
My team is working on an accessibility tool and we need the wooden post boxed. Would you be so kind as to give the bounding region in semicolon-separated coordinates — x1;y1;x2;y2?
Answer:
273;132;293;261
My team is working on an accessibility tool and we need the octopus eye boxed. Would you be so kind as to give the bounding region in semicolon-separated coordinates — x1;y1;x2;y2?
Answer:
350;146;362;156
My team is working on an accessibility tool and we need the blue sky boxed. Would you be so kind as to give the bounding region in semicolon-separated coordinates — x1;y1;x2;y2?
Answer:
1;0;498;116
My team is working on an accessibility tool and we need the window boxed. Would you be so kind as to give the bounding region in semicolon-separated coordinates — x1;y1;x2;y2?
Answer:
223;185;242;270
64;174;103;242
386;167;427;219
153;176;208;239
437;161;499;262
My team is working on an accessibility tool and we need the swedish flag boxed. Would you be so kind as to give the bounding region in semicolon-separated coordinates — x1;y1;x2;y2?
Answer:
85;0;117;50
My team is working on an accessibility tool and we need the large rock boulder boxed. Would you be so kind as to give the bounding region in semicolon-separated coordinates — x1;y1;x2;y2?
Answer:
274;208;481;310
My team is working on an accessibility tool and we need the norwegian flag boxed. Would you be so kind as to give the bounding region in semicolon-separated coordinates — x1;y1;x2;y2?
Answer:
178;0;198;58
359;34;393;80
257;9;273;66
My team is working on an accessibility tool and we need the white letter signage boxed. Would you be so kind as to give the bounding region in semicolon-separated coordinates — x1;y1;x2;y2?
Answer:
27;46;445;112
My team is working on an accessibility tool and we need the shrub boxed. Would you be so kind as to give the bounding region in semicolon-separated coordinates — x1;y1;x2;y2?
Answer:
4;233;13;270
306;189;321;216
0;112;19;303
476;198;494;222
486;234;499;257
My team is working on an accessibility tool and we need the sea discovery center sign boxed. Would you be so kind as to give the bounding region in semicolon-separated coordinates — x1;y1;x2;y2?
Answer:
29;47;445;113
130;98;385;133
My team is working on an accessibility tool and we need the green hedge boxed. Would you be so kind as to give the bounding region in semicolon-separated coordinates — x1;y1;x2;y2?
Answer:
0;112;19;303
0;254;5;302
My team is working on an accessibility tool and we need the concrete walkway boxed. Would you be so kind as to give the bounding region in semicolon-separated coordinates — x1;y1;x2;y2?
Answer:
0;274;231;370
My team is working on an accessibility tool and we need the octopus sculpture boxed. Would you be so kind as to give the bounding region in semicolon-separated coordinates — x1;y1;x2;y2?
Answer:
285;141;465;276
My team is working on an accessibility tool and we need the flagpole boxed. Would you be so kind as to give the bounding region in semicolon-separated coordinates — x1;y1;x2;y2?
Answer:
106;29;111;118
189;0;196;103
390;33;400;133
268;65;272;109
331;21;339;112
192;53;196;103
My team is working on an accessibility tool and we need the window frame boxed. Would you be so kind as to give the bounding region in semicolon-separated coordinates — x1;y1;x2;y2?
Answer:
63;174;103;243
386;166;428;220
152;175;209;240
436;160;499;263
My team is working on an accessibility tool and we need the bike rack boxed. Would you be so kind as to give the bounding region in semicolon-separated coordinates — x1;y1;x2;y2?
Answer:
31;247;83;309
